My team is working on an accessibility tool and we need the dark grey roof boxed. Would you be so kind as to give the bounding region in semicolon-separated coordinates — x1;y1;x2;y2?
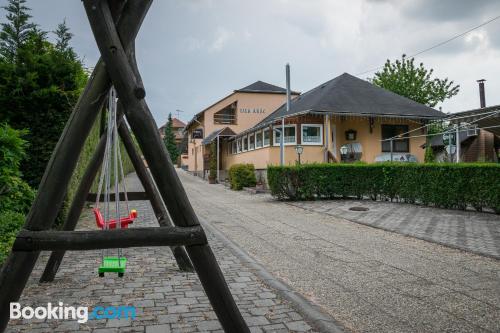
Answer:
257;73;445;126
202;127;236;145
235;81;299;94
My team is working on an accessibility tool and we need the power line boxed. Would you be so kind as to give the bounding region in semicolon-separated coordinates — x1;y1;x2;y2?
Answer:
356;14;500;77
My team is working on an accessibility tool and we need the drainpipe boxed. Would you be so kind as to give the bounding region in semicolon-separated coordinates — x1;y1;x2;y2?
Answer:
324;115;329;162
216;135;220;182
456;125;460;163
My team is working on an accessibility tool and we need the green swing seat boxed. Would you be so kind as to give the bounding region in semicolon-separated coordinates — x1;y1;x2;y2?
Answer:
99;257;127;277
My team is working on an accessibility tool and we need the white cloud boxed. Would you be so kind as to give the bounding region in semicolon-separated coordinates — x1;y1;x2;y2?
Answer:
209;27;235;52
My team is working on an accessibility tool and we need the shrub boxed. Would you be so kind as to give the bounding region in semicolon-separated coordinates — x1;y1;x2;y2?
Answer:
268;163;500;213
228;164;256;190
0;211;25;265
209;142;217;181
0;123;35;213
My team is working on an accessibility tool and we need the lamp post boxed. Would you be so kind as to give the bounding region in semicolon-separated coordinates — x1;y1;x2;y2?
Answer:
295;145;303;165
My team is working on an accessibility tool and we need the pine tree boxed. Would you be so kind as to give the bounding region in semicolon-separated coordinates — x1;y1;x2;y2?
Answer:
54;19;73;53
0;0;36;60
0;1;88;187
163;113;179;163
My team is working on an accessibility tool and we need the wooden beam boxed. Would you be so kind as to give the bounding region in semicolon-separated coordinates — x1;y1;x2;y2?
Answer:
40;126;109;283
83;1;249;331
117;116;194;272
0;2;152;331
13;226;206;252
86;191;149;202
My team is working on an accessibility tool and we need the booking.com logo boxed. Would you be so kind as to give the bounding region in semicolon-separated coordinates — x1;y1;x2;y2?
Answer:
10;302;136;323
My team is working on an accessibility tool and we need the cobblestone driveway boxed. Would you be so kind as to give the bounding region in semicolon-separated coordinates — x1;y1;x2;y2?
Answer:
289;200;500;259
179;170;500;333
6;174;318;333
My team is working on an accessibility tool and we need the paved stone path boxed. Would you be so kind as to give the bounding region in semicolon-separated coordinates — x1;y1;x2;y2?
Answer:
6;174;318;333
288;200;500;259
179;170;500;333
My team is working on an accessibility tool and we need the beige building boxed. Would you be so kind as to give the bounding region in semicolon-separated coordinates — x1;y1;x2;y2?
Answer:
186;73;446;182
184;81;299;176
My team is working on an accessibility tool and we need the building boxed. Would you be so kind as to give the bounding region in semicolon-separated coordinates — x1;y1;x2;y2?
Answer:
186;73;446;182
159;117;186;145
435;104;500;163
184;81;300;176
159;117;187;166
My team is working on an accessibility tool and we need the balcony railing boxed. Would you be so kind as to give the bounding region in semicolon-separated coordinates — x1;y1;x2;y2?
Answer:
214;114;236;125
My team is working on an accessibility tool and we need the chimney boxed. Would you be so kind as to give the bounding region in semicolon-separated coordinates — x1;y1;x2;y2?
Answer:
477;79;486;108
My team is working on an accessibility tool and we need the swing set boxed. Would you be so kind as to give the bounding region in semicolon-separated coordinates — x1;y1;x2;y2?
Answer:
0;1;250;332
93;87;138;277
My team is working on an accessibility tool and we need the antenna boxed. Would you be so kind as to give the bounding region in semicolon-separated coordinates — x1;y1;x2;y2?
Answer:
175;109;185;120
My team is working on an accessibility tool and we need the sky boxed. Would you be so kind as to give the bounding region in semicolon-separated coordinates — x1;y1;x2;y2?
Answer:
15;0;500;126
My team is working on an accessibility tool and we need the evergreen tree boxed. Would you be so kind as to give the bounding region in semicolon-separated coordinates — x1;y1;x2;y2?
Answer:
54;19;73;53
0;2;88;187
0;0;36;61
163;113;179;163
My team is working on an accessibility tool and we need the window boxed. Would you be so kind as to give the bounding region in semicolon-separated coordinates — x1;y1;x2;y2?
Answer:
243;135;248;151
249;132;255;150
191;128;203;139
231;141;236;154
301;124;323;145
274;125;296;145
381;125;409;152
214;102;237;125
256;130;263;148
263;128;270;147
237;138;241;153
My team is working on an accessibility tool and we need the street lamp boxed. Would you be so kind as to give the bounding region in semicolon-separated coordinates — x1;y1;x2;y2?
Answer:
295;145;304;165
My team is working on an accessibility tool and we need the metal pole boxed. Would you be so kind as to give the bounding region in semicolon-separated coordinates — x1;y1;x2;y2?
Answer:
324;115;329;162
216;135;220;182
456;125;460;163
449;130;452;163
281;63;291;166
390;139;393;162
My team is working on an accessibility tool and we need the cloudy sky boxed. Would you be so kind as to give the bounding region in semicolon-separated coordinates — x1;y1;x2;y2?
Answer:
18;0;500;125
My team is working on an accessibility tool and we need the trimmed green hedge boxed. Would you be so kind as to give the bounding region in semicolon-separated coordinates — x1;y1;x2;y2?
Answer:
268;163;500;213
228;164;256;190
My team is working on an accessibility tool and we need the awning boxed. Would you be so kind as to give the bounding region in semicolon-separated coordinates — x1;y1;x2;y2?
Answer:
451;105;500;136
201;127;236;145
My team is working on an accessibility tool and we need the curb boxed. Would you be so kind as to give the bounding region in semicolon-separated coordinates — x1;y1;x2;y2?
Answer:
201;220;345;333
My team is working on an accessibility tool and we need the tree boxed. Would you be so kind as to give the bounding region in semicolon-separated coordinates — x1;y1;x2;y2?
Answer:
371;54;460;107
163;113;179;163
0;0;36;61
0;2;88;187
54;19;73;53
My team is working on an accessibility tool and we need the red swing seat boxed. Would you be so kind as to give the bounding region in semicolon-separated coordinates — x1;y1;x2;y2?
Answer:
93;208;137;229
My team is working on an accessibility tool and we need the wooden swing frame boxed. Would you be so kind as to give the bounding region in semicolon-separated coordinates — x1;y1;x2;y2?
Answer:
0;1;250;332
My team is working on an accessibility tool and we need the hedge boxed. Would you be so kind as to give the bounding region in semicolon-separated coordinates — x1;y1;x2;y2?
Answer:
267;163;500;213
228;164;256;190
